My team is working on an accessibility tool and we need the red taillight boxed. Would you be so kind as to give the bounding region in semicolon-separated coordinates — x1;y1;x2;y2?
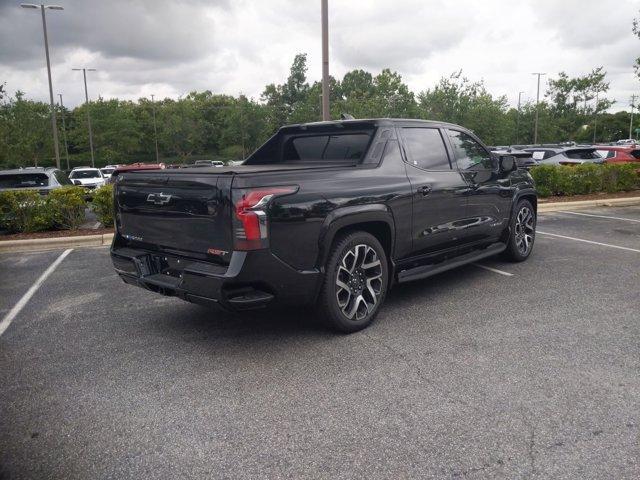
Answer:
232;186;297;250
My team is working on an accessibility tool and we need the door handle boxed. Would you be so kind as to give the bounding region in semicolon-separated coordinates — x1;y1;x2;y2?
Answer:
418;185;432;196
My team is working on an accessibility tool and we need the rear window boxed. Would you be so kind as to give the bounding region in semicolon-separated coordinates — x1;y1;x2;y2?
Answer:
283;133;371;162
565;149;601;160
0;173;49;188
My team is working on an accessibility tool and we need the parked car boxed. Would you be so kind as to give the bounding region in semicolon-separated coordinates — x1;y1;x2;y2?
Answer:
100;165;121;179
108;163;166;184
616;139;638;145
594;146;640;163
492;148;538;169
111;119;537;333
523;147;604;166
69;167;106;189
193;160;225;167
0;167;72;194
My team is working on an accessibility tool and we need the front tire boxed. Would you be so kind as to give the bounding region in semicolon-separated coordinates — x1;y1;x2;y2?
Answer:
504;199;536;262
317;231;389;333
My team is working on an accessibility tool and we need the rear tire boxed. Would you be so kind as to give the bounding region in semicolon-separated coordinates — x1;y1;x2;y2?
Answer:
317;231;389;333
503;199;536;262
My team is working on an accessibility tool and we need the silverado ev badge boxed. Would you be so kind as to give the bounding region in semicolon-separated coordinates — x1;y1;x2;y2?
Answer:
146;192;172;205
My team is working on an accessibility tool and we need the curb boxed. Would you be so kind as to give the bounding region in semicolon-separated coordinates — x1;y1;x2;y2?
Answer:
538;196;640;212
0;233;113;253
1;196;639;253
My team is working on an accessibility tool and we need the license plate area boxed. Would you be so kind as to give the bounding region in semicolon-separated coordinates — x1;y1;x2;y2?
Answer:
135;254;185;279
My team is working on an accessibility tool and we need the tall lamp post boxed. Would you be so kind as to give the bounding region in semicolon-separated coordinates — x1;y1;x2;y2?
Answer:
321;0;330;121
72;68;97;167
21;3;63;169
58;93;70;170
592;90;599;143
516;91;524;144
150;94;159;162
532;72;546;144
630;95;637;140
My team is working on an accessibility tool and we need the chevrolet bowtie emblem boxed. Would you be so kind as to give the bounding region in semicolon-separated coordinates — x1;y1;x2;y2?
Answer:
146;192;172;205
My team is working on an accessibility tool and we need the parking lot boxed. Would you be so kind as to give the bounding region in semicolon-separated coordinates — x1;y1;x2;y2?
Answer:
1;205;639;479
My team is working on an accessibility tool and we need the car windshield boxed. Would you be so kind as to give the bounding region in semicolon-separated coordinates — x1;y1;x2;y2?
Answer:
0;173;49;188
70;170;101;179
101;168;115;174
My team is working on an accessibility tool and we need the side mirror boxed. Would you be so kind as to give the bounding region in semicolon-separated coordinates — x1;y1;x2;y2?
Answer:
498;155;517;173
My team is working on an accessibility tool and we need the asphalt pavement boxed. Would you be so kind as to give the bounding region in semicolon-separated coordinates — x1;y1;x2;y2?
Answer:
1;206;639;479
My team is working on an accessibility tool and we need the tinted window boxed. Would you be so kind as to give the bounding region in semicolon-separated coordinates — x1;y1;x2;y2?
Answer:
565;149;601;160
401;128;451;170
54;170;72;185
282;133;370;162
631;150;640;159
0;173;49;188
447;130;492;170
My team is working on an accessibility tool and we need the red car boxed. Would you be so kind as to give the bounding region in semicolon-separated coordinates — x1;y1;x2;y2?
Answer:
594;146;640;163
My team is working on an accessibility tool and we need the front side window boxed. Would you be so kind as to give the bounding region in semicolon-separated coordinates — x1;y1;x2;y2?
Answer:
447;130;492;170
401;128;451;170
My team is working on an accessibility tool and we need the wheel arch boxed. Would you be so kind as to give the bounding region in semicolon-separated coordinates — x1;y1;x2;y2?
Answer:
317;205;395;273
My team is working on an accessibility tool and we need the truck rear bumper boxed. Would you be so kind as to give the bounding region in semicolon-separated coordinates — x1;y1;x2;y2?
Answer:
111;246;321;310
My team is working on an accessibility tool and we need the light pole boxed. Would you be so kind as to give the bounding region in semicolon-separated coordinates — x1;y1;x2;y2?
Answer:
592;90;599;143
630;95;637;140
150;94;159;162
21;3;63;169
532;72;546;144
58;93;70;170
321;0;330;121
72;68;97;167
516;91;524;144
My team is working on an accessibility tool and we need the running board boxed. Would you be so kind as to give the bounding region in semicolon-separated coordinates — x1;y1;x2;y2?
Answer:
396;242;507;283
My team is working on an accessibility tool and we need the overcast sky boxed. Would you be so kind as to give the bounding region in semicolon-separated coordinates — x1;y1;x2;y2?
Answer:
1;0;639;112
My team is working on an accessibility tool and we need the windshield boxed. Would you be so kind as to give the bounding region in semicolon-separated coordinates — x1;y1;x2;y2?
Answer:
0;173;49;188
70;170;101;179
101;168;115;175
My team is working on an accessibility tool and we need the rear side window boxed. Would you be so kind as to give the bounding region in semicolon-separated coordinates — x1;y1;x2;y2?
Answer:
282;133;371;162
631;150;640;159
0;173;49;188
54;170;72;185
401;128;451;170
447;130;492;170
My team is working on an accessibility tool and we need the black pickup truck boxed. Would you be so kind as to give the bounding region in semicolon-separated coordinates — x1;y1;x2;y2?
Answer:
111;119;536;332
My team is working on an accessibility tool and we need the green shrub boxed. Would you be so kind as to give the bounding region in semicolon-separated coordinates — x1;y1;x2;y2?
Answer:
46;186;87;230
91;184;114;227
0;190;52;233
531;163;640;197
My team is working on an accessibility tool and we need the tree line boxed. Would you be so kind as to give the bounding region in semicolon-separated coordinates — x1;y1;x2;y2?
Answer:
0;54;633;169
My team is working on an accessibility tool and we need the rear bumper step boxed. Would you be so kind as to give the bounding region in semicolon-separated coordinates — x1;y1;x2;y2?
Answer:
397;242;507;283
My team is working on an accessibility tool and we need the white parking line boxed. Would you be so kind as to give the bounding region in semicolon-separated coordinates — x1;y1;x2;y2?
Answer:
472;263;514;276
537;231;640;253
557;211;640;223
0;249;73;338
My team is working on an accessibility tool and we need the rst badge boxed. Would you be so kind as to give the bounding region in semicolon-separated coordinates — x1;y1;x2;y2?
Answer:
146;192;172;205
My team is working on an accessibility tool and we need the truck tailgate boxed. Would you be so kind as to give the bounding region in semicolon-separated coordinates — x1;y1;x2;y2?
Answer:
115;172;233;260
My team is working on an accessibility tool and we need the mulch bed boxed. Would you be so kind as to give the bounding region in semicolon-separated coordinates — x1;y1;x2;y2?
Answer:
0;228;114;241
538;190;640;203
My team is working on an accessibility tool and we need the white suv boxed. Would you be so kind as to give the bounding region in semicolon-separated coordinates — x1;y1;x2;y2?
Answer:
69;167;106;189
